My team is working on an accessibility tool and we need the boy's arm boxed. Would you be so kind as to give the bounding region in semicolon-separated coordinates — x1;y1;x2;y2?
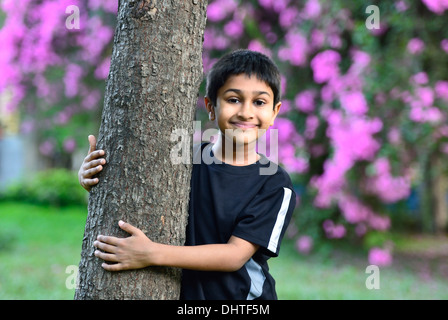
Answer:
94;220;259;272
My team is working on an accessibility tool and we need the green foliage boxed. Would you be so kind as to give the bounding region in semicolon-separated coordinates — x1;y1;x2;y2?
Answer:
0;169;87;207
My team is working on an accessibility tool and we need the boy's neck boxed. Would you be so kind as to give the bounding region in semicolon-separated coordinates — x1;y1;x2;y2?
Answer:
211;134;260;166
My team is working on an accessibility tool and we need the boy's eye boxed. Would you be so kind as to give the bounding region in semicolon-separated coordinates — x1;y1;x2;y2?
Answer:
254;100;266;107
227;98;240;104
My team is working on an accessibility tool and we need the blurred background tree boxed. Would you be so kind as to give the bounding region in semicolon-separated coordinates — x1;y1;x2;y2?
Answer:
0;0;447;266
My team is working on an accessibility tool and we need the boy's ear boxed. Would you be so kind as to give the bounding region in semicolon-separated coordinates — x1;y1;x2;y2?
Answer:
270;101;282;126
204;96;213;111
204;96;215;121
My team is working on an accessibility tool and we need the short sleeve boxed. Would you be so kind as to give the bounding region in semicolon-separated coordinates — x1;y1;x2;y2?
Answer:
232;186;296;257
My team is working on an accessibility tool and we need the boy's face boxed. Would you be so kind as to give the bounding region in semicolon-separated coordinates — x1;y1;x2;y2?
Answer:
205;73;281;147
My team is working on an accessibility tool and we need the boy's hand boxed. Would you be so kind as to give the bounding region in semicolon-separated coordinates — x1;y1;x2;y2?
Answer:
78;135;106;192
94;220;156;271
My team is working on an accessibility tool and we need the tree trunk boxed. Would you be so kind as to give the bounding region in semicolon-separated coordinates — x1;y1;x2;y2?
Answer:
74;0;207;300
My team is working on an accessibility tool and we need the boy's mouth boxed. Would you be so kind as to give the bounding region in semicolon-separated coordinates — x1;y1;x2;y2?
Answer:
230;121;258;129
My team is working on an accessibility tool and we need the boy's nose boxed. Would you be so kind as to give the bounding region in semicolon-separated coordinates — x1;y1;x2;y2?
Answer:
237;102;254;119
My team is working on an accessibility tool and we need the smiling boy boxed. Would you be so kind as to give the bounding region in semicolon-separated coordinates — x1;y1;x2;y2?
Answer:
78;49;296;300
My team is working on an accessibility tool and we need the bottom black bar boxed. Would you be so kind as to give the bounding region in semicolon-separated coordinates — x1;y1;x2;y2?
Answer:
3;299;421;318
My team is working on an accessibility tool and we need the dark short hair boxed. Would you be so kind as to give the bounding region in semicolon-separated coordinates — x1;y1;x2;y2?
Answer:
205;49;282;109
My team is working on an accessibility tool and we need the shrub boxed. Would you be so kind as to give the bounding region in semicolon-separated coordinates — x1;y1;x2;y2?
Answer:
0;168;87;207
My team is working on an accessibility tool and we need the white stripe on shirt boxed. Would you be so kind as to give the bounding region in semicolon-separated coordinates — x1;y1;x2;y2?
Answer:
267;187;292;254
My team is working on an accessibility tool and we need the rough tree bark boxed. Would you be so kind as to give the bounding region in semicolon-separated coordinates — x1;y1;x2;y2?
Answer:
74;0;207;300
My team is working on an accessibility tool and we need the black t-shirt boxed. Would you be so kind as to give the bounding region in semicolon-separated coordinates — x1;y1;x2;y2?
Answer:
180;142;296;300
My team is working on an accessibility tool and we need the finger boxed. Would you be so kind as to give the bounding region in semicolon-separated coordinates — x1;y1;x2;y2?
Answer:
101;262;125;272
118;220;142;236
88;135;97;154
83;165;103;178
94;240;117;254
85;150;105;163
83;159;106;171
81;178;98;189
94;250;119;263
97;234;121;246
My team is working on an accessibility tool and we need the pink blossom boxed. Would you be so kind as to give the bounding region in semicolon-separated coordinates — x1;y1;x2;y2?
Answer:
435;80;448;101
407;38;425;55
94;57;111;80
88;0;118;13
39;140;54;156
368;247;392;266
203;29;216;50
272;0;291;13
247;40;272;58
279;7;299;29
349;50;371;74
435;125;448;138
387;127;402;145
311;160;348;208
310;50;341;83
305;115;319;140
20;120;34;134
368;214;391;231
281;75;287;97
282;155;309;174
421;0;448;14
364;157;411;203
54;108;73;125
258;0;274;9
81;89;101;110
338;194;372;224
295;90;316;113
327;114;382;162
207;0;237;22
411;72;429;85
441;39;448;53
409;105;443;123
295;235;313;254
310;29;325;51
64;63;84;97
278;31;308;66
322;219;346;239
224;20;244;39
213;36;230;50
277;99;291;115
416;87;434;107
339;91;368;115
302;0;321;20
395;1;409;11
271;117;302;145
63;138;77;153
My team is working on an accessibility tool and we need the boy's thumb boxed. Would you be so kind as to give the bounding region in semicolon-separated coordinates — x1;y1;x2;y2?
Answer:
88;135;96;154
118;220;139;236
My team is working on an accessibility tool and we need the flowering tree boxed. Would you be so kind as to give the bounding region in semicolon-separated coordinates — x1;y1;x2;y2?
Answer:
1;0;448;264
0;0;117;165
199;0;448;265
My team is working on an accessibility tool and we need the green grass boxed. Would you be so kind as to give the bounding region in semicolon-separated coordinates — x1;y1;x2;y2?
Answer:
271;238;448;300
1;201;447;300
0;202;87;299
